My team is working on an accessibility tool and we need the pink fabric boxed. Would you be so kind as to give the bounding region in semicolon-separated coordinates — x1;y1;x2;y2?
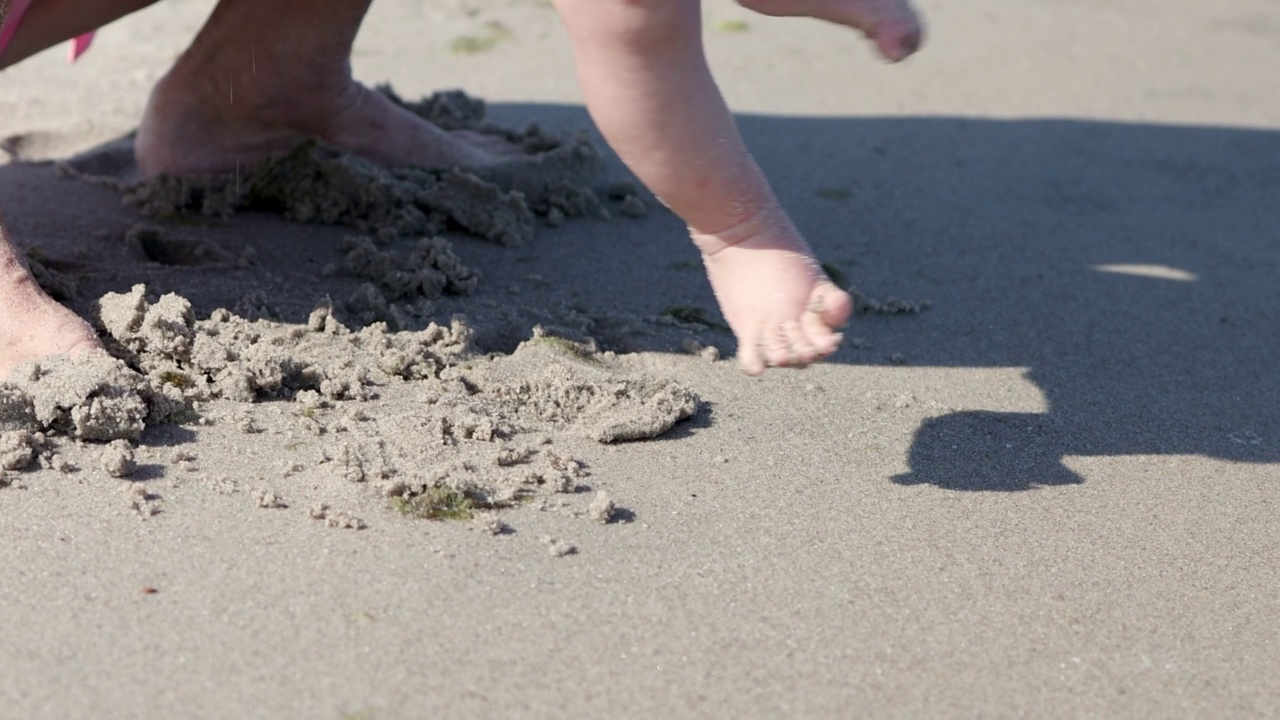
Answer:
69;30;94;61
0;0;96;62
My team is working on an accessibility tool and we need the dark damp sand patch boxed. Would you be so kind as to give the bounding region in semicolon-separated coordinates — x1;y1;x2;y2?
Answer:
449;21;514;55
125;223;231;267
821;262;851;289
56;89;652;322
23;248;82;301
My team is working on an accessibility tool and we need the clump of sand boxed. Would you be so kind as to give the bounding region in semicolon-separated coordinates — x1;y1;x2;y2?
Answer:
588;491;616;524
473;331;700;443
338;234;479;329
0;429;41;471
89;283;474;409
100;439;136;478
1;286;697;535
1;354;148;441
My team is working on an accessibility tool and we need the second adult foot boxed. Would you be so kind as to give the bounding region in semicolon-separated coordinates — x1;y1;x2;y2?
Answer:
135;40;517;177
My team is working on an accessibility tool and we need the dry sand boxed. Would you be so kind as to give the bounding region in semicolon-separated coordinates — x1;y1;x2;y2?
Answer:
1;0;1278;717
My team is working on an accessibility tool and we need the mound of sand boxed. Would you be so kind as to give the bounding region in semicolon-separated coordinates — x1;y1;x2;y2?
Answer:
0;285;700;527
3;89;681;535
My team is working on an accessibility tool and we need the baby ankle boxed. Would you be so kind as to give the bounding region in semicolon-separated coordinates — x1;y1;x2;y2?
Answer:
688;203;801;256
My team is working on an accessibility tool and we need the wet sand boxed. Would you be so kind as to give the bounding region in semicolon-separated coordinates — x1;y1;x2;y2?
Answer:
1;0;1278;716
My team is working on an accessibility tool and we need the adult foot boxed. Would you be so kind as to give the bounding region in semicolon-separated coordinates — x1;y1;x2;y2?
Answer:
738;0;924;62
693;209;853;376
0;246;101;380
136;69;512;177
135;0;517;177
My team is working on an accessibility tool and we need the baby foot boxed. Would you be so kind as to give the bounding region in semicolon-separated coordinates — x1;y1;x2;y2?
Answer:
693;211;853;376
738;0;924;62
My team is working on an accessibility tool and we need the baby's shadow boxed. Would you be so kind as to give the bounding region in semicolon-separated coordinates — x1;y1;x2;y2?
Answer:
890;411;1082;492
727;113;1280;490
478;107;1280;491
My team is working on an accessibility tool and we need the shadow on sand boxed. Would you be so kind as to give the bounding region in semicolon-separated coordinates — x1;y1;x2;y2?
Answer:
501;105;1279;490
4;104;1276;491
735;111;1278;491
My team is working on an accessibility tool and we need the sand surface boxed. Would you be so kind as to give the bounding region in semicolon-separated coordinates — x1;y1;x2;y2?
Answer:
1;0;1278;716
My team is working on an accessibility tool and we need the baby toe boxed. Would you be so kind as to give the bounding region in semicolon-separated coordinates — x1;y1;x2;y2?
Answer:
810;283;853;330
801;308;843;356
783;321;819;367
736;330;768;377
803;287;850;349
763;324;800;369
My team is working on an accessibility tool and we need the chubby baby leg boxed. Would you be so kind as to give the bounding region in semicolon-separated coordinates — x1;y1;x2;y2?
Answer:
552;0;854;374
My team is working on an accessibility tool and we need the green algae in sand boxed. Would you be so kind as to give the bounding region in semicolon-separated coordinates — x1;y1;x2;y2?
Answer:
528;324;602;363
156;370;197;391
530;336;601;364
392;485;526;521
714;19;751;33
450;21;514;55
